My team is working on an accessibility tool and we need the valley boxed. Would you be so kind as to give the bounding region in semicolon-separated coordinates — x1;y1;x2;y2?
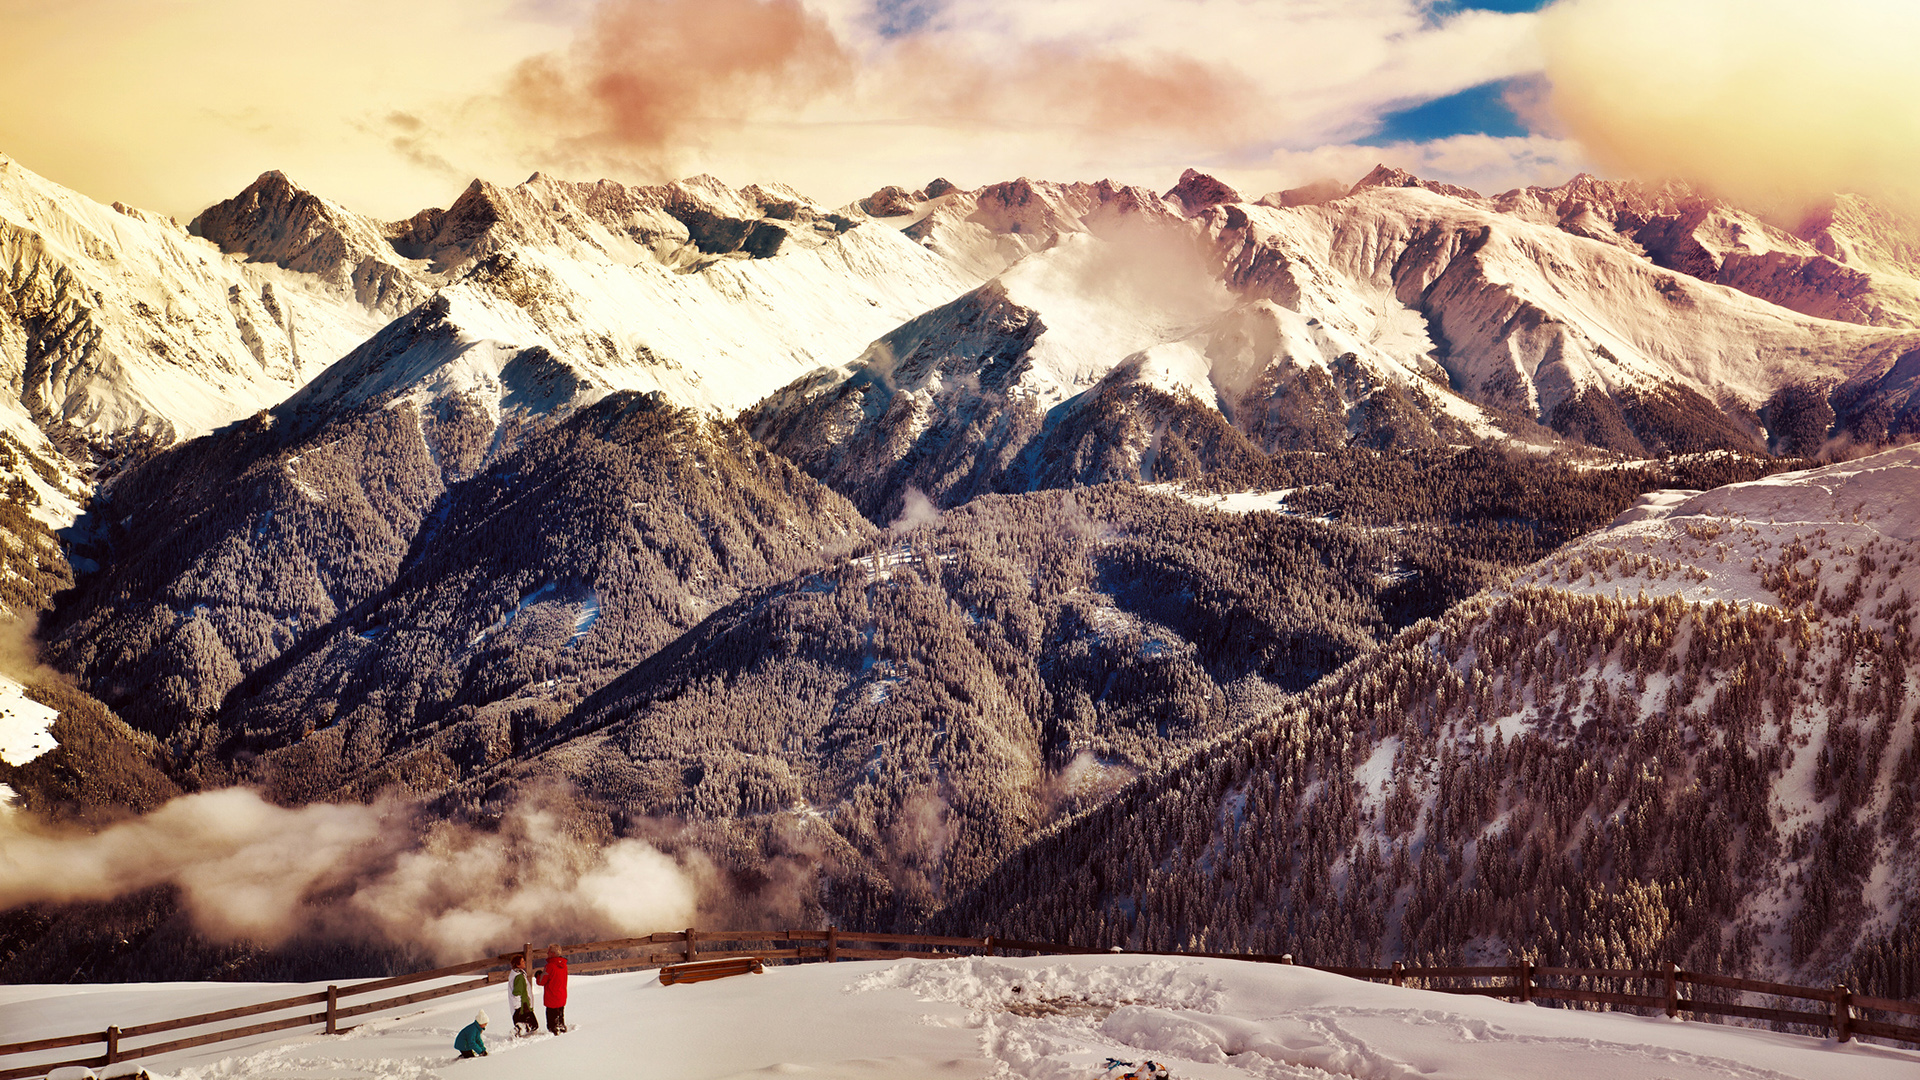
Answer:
0;149;1917;1017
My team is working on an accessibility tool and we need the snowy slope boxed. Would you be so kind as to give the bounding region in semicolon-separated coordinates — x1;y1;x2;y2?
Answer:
0;672;57;765
0;153;384;447
1493;176;1920;331
749;170;1920;515
1517;443;1920;618
248;171;985;436
1;955;1911;1080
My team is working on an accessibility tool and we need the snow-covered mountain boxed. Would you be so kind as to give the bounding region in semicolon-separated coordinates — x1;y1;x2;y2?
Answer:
0;154;385;452
9;149;1920;515
1491;173;1920;330
747;169;1920;519
941;445;1920;990
13;149;1920;991
2;152;989;492
197;168;985;432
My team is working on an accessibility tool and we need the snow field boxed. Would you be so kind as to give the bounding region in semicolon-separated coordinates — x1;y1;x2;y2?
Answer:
0;673;58;766
1140;485;1296;517
2;955;1914;1080
1517;444;1920;616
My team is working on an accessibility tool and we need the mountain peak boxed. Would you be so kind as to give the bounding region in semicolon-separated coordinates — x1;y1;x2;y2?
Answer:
1350;163;1483;202
860;185;920;217
1166;169;1241;216
192;168;430;316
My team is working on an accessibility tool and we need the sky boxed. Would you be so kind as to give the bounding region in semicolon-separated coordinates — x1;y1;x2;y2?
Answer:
0;0;1911;223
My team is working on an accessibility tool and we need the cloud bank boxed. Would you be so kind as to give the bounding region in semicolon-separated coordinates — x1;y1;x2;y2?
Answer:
15;1;1907;277
492;0;1550;203
1540;0;1920;216
0;787;698;962
0;0;1558;218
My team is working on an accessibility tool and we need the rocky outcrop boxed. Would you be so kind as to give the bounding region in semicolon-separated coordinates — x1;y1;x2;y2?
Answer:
1165;169;1242;216
1496;174;1920;329
191;171;429;317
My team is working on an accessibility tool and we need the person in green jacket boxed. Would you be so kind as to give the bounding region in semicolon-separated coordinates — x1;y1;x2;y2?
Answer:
455;1010;489;1058
508;953;538;1036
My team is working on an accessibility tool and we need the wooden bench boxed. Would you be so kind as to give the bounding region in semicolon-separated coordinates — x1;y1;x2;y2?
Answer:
658;956;766;985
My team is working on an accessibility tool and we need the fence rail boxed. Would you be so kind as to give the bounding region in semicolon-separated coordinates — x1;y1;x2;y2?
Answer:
2;932;1915;1079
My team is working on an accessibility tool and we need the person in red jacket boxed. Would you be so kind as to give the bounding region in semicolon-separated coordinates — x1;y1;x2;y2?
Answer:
536;944;569;1033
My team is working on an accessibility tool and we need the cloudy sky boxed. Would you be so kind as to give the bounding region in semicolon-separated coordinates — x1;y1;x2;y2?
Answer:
0;0;1912;222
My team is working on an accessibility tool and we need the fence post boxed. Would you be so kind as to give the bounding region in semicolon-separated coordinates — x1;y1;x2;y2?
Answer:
1281;954;1294;966
1834;984;1852;1043
983;935;993;956
105;1026;119;1065
1516;961;1532;1003
326;985;339;1034
684;928;697;963
1664;961;1678;1018
1391;961;1404;987
826;926;839;963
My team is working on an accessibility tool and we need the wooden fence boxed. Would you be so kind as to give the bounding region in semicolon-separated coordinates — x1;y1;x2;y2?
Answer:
3;932;1916;1078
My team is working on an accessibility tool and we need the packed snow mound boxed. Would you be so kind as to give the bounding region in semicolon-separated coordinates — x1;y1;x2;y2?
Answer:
2;956;1910;1080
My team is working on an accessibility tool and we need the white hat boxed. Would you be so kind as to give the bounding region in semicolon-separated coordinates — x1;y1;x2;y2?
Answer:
475;1010;490;1025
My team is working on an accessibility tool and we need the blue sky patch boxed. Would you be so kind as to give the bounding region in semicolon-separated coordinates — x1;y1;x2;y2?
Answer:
1434;0;1556;12
871;0;943;38
1361;79;1532;145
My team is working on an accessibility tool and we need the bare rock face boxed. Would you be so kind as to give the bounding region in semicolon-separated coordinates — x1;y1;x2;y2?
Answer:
1165;169;1242;216
860;185;920;217
191;171;429;317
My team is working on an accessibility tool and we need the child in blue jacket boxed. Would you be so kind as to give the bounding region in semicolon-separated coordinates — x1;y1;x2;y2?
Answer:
456;1010;489;1058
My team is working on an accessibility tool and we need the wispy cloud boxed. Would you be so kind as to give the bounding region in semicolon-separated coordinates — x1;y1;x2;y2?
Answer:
489;0;1554;205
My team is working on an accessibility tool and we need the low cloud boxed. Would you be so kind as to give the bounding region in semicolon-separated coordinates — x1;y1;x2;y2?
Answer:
889;487;943;532
1540;0;1920;217
0;787;698;962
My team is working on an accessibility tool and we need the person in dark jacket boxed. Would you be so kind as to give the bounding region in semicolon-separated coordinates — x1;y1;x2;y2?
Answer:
536;944;570;1033
455;1010;489;1057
